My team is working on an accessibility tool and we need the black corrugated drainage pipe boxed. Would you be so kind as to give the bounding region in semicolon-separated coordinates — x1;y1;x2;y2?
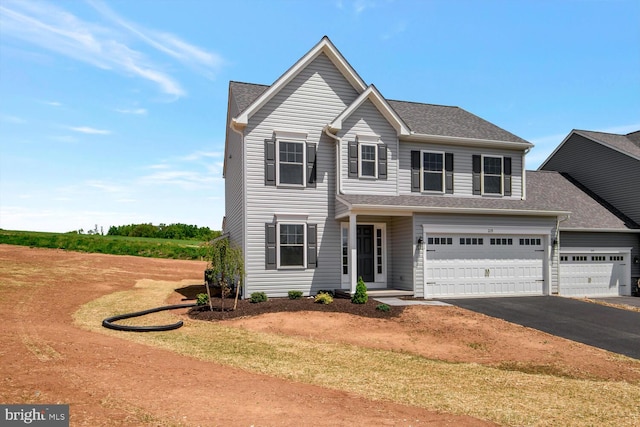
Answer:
102;303;196;332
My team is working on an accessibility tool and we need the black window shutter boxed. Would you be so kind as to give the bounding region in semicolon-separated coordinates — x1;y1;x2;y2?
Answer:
472;154;481;195
265;223;276;270
348;141;358;177
504;157;512;196
264;139;276;186
445;152;454;194
306;143;317;188
411;150;421;192
307;223;317;269
378;144;387;180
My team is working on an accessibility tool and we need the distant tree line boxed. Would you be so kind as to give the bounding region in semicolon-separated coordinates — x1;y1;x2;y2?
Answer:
107;223;221;241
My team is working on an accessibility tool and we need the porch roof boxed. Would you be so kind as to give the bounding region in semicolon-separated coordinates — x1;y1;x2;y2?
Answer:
337;171;639;232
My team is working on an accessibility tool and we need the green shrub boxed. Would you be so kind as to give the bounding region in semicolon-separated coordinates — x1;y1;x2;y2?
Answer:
288;290;303;300
376;303;391;312
317;289;335;297
351;277;368;304
314;292;333;304
196;293;209;306
250;292;268;303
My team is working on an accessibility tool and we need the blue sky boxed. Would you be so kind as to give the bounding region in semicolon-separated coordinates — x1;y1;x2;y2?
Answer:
1;0;638;233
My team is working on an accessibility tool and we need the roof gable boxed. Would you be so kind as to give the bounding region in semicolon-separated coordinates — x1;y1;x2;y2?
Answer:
328;85;410;136
540;129;640;169
232;36;367;128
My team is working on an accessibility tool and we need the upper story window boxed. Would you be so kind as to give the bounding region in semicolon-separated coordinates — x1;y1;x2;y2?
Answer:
472;154;512;197
265;131;316;188
483;156;503;195
278;141;304;185
348;135;387;181
360;143;378;178
422;151;444;192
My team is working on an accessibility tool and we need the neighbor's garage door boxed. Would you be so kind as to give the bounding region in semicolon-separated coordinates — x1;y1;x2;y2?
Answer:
559;252;627;297
425;235;545;298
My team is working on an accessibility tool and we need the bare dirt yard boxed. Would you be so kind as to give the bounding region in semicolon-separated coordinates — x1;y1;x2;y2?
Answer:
2;244;639;426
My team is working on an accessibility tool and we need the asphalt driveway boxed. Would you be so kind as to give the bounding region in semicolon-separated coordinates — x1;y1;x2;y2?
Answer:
443;296;640;360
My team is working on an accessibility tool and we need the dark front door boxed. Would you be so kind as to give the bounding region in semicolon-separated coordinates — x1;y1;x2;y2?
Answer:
357;225;374;282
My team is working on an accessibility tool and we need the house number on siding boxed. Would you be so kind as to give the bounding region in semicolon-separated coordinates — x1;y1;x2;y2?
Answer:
485;269;490;277
487;228;493;233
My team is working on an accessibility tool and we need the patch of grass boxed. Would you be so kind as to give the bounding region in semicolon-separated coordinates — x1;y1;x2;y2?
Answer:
0;229;208;260
494;361;587;379
74;280;640;427
467;342;487;351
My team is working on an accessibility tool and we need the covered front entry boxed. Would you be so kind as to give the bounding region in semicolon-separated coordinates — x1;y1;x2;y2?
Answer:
559;248;631;297
424;233;546;298
341;219;387;291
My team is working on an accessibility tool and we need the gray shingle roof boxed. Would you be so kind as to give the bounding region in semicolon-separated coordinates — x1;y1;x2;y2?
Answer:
229;81;529;144
574;130;640;159
230;81;268;113
339;171;638;231
388;100;529;143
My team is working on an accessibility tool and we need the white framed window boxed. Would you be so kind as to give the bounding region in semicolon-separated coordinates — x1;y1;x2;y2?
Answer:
278;222;306;268
277;140;305;186
359;143;378;178
421;151;444;192
482;155;503;195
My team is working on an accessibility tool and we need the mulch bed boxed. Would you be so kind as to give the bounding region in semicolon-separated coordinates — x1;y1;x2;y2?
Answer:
188;296;406;321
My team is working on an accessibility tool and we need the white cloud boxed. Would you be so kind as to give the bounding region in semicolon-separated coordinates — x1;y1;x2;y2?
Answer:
0;114;26;124
49;135;79;143
86;180;126;193
68;126;111;135
43;100;62;107
115;107;147;115
0;0;225;97
179;150;223;162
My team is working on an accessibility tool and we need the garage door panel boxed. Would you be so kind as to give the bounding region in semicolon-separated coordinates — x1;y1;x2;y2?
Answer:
560;252;625;297
425;234;545;298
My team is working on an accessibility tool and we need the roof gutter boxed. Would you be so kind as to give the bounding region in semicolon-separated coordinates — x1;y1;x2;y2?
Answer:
402;133;533;150
560;227;640;233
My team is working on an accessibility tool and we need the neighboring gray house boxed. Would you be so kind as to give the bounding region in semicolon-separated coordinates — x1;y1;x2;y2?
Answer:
539;129;640;295
223;37;637;299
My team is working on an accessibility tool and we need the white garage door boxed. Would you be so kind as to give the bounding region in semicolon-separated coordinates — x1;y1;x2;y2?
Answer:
425;235;545;298
559;252;628;297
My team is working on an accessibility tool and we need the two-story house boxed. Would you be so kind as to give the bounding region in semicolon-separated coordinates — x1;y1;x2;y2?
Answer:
223;37;636;299
539;130;640;295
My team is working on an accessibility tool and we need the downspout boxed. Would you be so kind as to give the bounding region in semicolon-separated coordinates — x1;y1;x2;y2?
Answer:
230;120;246;297
323;125;343;195
554;214;570;295
522;146;531;200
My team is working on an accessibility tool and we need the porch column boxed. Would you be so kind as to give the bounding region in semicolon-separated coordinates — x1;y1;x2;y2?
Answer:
349;213;357;294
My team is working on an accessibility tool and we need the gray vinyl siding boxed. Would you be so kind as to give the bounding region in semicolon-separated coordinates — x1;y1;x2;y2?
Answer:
242;53;359;297
388;216;414;291
398;142;524;198
339;99;398;195
542;134;640;224
559;231;640;279
224;95;244;250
